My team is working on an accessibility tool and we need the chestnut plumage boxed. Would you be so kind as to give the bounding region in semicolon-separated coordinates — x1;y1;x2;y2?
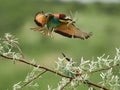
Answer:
32;11;92;39
55;23;92;39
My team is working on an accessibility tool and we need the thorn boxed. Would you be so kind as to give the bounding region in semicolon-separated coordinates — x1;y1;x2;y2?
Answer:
62;53;66;57
62;53;71;62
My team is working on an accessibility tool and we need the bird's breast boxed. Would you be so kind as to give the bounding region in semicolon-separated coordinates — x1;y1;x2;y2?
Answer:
48;17;61;29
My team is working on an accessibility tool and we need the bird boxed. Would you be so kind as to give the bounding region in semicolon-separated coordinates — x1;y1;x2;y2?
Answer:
31;11;92;39
61;53;81;77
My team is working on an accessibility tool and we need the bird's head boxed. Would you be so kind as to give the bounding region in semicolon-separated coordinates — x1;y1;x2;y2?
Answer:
34;11;48;27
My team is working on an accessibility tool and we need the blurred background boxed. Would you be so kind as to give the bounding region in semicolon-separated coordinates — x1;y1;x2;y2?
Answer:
0;0;120;90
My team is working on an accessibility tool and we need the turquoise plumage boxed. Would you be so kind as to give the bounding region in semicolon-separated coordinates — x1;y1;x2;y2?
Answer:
47;15;61;30
32;11;92;39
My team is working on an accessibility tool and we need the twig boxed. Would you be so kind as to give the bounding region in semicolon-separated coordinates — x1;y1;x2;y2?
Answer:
85;80;109;90
0;38;25;58
12;42;25;59
82;64;119;75
60;79;72;90
19;70;47;90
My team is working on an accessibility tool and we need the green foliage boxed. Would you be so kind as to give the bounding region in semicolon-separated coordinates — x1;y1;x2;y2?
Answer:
0;33;120;90
0;1;120;90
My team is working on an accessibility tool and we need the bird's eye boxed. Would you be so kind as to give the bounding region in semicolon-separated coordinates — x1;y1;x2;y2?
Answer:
45;13;52;17
45;14;48;17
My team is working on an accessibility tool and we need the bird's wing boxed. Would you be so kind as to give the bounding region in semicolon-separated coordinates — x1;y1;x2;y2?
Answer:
54;23;92;39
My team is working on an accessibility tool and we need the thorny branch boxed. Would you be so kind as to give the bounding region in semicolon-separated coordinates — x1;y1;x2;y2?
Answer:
0;34;115;90
0;54;111;90
0;54;71;79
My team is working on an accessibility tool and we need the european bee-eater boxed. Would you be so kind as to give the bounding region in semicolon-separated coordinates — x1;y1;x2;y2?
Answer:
32;11;92;39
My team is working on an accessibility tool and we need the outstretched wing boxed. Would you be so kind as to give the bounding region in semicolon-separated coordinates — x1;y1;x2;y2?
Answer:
54;23;92;39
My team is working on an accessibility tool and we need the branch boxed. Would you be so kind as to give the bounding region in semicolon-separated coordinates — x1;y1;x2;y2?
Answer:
0;54;109;90
85;80;109;90
83;64;119;75
0;38;25;58
12;42;25;59
0;54;72;79
60;79;72;90
19;70;47;90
